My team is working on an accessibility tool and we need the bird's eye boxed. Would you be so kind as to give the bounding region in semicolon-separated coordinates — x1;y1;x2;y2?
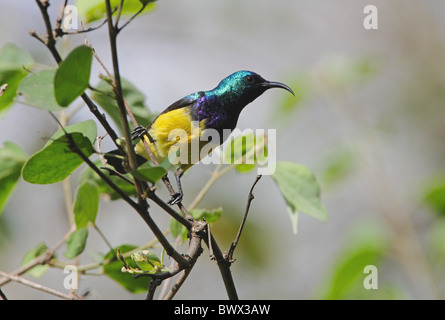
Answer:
246;75;254;83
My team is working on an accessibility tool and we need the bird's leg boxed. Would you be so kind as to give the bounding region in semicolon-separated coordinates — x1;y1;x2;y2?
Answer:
168;168;184;205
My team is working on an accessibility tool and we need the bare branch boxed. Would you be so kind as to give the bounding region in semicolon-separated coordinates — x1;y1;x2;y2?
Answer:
114;0;125;29
227;175;262;262
0;84;7;97
0;270;81;300
54;0;68;32
117;3;148;33
0;287;7;300
0;228;73;287
58;18;108;36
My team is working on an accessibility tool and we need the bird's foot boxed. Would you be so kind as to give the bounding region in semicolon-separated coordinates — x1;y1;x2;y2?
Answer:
168;192;183;205
131;125;148;141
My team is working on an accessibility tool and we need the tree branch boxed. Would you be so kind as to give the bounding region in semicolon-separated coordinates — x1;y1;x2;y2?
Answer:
203;233;238;300
0;271;81;300
29;0;243;301
227;175;262;262
104;0;139;173
56;122;190;268
34;0;62;63
117;3;148;33
0;228;72;287
0;83;7;97
147;220;206;300
32;0;122;151
0;287;7;300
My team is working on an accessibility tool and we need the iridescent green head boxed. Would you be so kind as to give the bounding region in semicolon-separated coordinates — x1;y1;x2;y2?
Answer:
212;70;294;108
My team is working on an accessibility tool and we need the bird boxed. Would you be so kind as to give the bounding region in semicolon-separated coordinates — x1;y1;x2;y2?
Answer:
105;70;294;205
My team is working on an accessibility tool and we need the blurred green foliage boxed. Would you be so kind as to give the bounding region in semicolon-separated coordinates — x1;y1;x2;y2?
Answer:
318;223;394;299
0;43;34;116
76;0;157;24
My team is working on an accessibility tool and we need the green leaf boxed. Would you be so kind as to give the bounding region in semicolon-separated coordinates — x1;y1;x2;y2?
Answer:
21;242;50;278
79;163;137;200
65;228;89;259
0;43;34;71
422;174;445;217
224;133;268;172
191;207;223;223
0;43;34;115
235;164;256;173
170;207;223;241
320;223;388;300
16;69;64;111
76;0;157;24
103;245;151;293
271;161;328;234
54;45;92;106
225;132;255;164
131;250;162;272
170;217;186;239
131;162;166;183
0;142;27;214
22;132;95;184
22;120;97;184
139;0;157;5
74;180;99;228
45;119;97;147
91;77;156;134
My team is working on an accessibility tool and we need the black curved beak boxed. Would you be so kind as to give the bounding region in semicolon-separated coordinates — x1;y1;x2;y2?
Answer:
261;80;295;96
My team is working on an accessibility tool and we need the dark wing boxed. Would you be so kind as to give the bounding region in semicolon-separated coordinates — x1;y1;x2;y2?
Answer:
146;91;206;129
160;91;205;115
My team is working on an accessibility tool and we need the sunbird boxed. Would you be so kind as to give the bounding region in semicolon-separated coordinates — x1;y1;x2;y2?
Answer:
106;70;294;204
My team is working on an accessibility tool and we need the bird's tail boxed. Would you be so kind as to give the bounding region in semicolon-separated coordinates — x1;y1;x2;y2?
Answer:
104;149;148;174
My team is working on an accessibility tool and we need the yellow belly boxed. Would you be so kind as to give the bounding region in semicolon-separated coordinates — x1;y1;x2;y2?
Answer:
134;107;207;169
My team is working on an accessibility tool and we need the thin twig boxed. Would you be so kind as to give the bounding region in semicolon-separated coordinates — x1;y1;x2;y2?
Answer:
60;19;108;36
0;228;73;287
28;30;46;45
34;0;62;63
114;0;125;29
50;231;168;274
156;220;206;300
0;271;81;300
0;287;7;300
0;84;7;97
54;0;68;33
93;224;114;252
206;223;214;258
49;112;190;269
104;0;194;223
146;278;160;300
118;3;148;33
158;235;182;299
227;175;262;262
203;234;238;300
162;267;192;300
188;163;224;211
32;0;122;150
31;0;240;300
